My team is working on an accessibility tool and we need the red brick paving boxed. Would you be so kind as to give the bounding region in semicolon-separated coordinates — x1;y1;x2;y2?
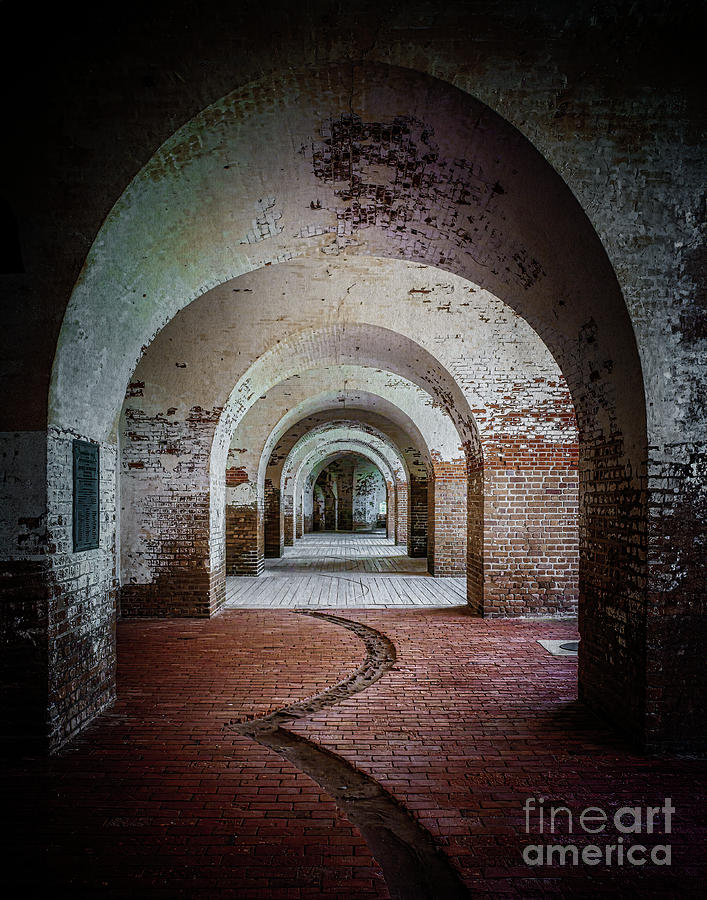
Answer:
8;612;388;898
292;610;707;897
5;609;706;897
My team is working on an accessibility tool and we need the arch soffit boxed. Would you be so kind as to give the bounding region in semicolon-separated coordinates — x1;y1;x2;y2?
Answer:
50;62;643;462
215;321;480;484
255;369;463;481
297;446;399;507
260;402;431;487
286;434;406;499
226;365;438;480
283;424;408;490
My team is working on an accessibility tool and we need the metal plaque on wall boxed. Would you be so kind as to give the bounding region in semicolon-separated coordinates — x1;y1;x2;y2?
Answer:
73;439;99;552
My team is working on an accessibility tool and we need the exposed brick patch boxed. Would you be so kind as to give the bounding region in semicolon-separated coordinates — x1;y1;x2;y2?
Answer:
408;478;427;558
427;458;467;577
225;465;249;486
386;482;395;540
282;494;294;546
120;531;213;617
466;457;484;615
395;482;408;547
225;503;264;576
311;113;539;285
120;404;223;619
296;499;304;538
263;479;282;558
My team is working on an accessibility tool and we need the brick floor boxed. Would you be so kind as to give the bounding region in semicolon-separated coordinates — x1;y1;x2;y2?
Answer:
6;609;706;897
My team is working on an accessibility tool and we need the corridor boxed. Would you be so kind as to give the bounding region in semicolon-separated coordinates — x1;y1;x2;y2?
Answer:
3;4;706;897
225;532;467;608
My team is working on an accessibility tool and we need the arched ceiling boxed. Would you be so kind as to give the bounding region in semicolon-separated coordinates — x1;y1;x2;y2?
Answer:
213;317;480;468
309;450;394;496
253;366;464;481
283;424;408;498
54;62;641;462
118;256;578;489
260;407;427;486
224;366;448;487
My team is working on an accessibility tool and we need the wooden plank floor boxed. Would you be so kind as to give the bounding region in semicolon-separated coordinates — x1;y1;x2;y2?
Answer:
225;532;467;608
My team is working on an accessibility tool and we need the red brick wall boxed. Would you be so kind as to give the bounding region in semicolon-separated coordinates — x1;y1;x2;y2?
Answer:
226;466;249;486
120;499;214;617
225;502;264;576
296;499;304;539
282;494;294;546
120;404;223;618
483;438;579;617
427;459;467;577
263;479;282;558
395;481;408;546
467;456;484;615
408;478;427;558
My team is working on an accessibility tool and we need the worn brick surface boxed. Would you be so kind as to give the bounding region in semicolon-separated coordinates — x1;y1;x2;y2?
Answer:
2;0;703;758
427;459;467;577
6;610;705;896
292;610;707;896
44;428;118;749
7;612;389;898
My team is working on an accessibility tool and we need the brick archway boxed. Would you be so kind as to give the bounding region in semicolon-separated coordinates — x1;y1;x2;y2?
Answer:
40;62;657;748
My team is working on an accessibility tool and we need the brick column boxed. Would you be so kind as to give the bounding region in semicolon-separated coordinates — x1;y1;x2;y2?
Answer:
225;501;264;576
395;481;408;546
386;481;395;540
264;479;282;558
467;455;484;615
408;477;428;558
427;460;467;577
282;494;294;546
120;411;216;618
482;439;578;617
224;467;263;576
644;444;706;751
296;496;304;539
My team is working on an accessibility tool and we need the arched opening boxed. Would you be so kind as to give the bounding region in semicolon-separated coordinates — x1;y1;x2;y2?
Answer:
310;452;387;534
4;8;704;898
44;62;648;748
280;427;409;550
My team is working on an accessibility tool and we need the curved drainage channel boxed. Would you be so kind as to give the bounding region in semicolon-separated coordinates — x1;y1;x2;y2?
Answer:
226;610;470;900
